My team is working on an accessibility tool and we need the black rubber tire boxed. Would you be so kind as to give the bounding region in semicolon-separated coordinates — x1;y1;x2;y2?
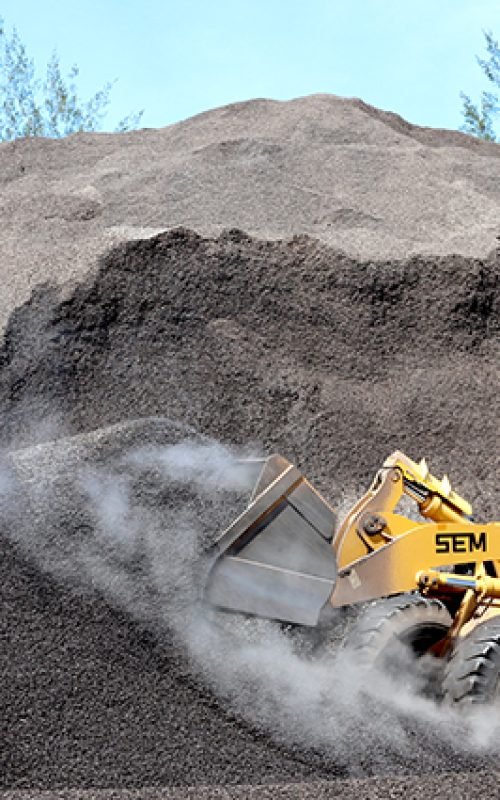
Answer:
443;616;500;706
346;593;452;695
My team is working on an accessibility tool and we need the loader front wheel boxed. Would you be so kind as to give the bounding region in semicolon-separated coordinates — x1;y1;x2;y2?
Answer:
443;617;500;706
346;593;452;696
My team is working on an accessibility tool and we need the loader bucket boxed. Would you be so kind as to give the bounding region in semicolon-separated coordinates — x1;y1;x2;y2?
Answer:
205;455;337;626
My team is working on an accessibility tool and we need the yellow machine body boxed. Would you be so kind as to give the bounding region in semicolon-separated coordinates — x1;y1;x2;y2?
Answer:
205;451;499;645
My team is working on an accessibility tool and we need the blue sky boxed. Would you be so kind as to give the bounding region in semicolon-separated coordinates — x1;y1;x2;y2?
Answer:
1;0;498;132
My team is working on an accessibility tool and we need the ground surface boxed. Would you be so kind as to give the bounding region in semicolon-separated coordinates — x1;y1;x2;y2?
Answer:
0;95;499;798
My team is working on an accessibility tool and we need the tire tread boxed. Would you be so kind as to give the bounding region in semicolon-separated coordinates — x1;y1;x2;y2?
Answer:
444;616;500;704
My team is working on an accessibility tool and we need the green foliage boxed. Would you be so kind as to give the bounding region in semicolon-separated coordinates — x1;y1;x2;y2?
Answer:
0;16;143;141
460;30;499;142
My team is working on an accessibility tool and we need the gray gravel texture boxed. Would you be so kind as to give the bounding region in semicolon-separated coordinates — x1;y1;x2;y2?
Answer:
2;770;500;798
0;95;499;797
1;93;499;336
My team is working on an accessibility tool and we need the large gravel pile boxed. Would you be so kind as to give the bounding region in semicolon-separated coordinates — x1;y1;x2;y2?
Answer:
1;93;500;335
1;95;499;798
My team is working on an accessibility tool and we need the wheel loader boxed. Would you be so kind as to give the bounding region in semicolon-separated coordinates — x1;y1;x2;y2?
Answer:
204;451;500;705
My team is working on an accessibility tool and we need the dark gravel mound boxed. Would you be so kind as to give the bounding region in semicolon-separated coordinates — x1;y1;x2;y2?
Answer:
1;228;498;513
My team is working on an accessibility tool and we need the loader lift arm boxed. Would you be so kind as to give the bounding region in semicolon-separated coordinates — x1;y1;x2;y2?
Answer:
330;451;500;610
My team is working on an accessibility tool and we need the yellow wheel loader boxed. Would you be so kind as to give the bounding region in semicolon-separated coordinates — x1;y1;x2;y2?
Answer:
205;451;500;705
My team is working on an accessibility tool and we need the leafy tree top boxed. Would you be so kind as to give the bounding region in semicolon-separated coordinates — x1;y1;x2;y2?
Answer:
0;16;143;141
460;30;499;142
